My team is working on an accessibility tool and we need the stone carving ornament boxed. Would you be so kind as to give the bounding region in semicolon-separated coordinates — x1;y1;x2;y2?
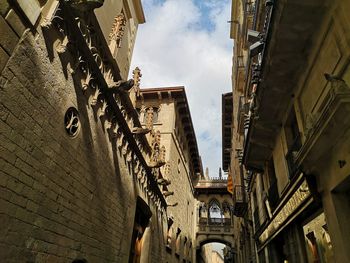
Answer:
45;1;166;209
109;12;127;54
132;67;142;97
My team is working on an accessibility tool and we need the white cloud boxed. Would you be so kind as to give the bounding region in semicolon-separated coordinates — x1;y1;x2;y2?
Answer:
130;0;232;177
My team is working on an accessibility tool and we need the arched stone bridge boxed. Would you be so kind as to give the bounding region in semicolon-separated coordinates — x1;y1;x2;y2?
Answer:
194;178;235;252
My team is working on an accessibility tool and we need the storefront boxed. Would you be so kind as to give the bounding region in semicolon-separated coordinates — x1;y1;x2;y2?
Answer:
255;173;335;263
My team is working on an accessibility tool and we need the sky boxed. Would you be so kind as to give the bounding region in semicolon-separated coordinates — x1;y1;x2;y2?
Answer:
130;0;233;180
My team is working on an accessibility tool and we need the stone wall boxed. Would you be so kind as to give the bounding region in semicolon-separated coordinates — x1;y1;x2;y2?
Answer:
136;94;198;262
0;2;166;263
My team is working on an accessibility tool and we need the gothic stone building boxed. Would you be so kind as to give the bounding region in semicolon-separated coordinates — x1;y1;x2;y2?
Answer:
0;1;201;262
136;87;203;263
226;0;350;262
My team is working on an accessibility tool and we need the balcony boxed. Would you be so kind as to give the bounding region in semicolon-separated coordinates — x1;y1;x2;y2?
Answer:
243;0;330;171
233;185;248;217
198;217;233;234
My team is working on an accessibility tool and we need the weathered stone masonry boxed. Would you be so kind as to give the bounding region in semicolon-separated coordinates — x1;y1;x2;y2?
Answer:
0;2;167;262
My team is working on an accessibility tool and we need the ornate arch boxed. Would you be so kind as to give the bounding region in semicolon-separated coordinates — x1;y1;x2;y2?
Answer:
208;198;222;219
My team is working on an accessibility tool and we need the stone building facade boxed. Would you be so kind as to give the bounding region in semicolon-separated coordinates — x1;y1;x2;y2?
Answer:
227;0;350;262
0;1;191;262
136;87;203;263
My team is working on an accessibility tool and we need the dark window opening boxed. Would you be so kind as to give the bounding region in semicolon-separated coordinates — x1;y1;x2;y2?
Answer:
267;158;279;211
152;107;158;123
129;198;152;263
285;107;302;178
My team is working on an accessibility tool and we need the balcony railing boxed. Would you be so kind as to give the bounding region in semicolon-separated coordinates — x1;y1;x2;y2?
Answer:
198;217;233;234
199;218;232;226
285;133;302;178
233;185;248;217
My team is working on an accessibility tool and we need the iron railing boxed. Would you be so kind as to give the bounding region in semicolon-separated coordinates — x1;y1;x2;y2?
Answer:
199;218;232;226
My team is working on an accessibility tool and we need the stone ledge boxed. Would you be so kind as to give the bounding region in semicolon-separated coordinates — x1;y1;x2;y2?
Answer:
5;9;26;37
16;0;41;26
0;16;19;55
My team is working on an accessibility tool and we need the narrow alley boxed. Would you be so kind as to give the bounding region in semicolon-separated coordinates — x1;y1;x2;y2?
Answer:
0;0;349;263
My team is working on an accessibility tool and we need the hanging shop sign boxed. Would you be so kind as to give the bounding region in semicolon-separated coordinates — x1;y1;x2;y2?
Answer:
259;178;311;244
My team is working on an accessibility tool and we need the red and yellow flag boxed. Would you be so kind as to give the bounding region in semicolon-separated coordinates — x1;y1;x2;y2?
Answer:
227;172;233;194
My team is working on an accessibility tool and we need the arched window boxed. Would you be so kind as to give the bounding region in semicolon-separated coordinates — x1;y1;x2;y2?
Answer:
152;107;158;123
208;199;222;221
143;107;159;124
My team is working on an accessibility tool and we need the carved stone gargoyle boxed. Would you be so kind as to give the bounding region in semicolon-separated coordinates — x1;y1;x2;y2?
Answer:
148;159;166;168
131;127;151;135
65;0;104;11
148;144;166;168
163;191;174;197
107;79;134;93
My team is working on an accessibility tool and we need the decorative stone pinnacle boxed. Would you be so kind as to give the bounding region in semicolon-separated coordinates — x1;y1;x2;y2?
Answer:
109;13;127;48
132;67;142;96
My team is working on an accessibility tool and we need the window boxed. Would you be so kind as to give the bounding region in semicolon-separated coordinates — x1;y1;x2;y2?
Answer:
285;107;302;178
152;107;158;123
266;157;278;212
285;107;301;150
129;198;152;263
253;191;260;230
142;107;159;124
64;107;80;137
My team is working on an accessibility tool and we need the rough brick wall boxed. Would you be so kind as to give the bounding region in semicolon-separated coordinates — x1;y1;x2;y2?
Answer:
0;8;166;263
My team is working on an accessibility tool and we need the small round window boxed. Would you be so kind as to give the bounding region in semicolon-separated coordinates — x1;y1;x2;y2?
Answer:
64;107;80;137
